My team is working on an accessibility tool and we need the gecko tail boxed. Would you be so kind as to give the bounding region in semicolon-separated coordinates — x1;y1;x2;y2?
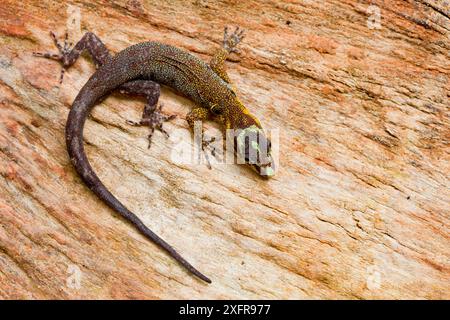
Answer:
65;84;211;284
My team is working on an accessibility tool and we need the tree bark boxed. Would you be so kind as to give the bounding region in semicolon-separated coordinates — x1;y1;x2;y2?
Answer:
0;0;448;299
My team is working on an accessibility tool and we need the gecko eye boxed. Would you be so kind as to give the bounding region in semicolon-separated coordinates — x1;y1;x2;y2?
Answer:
211;104;224;116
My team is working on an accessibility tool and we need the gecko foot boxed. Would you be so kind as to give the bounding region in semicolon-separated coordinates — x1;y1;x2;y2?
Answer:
33;31;73;83
195;135;219;170
127;103;176;148
223;26;245;53
202;136;216;157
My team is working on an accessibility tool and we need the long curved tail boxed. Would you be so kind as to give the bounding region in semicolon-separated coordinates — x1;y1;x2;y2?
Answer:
65;70;211;284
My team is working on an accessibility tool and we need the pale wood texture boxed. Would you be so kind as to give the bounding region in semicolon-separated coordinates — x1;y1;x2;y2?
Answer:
0;0;448;299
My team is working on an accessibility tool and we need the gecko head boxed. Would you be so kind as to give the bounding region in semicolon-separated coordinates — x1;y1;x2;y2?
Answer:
234;125;275;178
219;95;276;178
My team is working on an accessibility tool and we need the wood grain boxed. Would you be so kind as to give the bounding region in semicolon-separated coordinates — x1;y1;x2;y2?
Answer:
0;0;448;299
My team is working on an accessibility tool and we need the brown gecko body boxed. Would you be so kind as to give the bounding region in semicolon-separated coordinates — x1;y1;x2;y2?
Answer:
35;27;274;283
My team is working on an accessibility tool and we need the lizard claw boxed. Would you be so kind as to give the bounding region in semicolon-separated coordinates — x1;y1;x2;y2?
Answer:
223;26;245;53
33;31;73;83
126;103;176;149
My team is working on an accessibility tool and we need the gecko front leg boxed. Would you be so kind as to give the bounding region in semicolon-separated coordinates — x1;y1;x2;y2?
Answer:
33;31;112;83
186;107;218;169
126;99;176;148
209;26;245;86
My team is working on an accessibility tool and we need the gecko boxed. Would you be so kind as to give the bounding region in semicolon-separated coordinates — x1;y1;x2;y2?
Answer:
34;26;275;283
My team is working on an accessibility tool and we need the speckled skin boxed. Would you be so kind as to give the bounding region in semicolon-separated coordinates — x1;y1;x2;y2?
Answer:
34;28;274;284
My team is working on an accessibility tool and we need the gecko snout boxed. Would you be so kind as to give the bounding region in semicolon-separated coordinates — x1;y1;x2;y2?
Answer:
235;125;276;178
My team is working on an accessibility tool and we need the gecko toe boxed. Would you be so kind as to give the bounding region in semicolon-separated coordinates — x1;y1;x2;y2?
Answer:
127;103;176;148
223;25;245;53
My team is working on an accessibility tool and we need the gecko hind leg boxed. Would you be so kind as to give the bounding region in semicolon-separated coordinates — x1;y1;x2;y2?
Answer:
186;108;219;169
33;31;112;83
123;80;176;148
